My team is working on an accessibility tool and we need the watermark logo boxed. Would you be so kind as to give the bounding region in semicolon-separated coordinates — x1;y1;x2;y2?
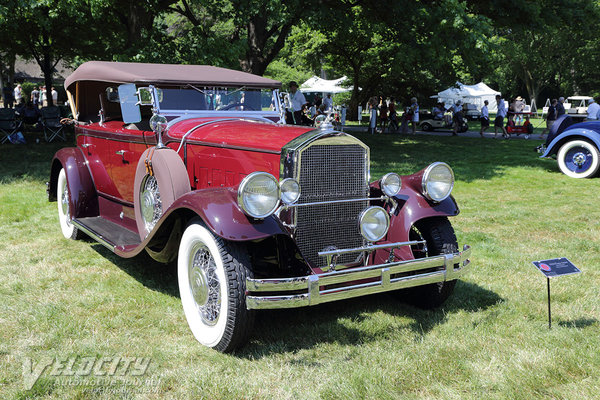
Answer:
23;356;155;393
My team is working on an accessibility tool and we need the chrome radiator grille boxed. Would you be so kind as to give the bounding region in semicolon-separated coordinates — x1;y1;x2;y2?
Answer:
295;142;369;268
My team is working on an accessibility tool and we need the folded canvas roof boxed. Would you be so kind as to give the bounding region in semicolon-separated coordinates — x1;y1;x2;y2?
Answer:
65;61;281;91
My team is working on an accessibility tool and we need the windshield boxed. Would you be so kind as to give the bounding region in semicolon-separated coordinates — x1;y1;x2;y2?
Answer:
157;86;278;113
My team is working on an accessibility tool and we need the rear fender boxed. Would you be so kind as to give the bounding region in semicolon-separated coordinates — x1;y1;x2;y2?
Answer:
49;147;98;218
542;128;600;157
166;187;287;241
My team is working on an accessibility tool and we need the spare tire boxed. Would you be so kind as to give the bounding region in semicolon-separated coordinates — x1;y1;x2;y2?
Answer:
134;147;191;240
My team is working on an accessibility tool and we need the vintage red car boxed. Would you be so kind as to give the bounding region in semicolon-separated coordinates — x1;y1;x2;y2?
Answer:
49;61;472;352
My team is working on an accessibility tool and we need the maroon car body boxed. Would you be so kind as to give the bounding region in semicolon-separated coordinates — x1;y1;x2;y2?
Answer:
49;61;471;352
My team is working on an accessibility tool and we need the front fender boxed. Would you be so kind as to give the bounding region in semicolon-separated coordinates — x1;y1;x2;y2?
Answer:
371;172;459;262
50;147;98;218
542;128;600;157
167;187;287;241
386;189;459;261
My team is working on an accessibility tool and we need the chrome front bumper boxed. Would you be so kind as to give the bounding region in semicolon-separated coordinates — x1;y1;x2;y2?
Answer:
245;244;472;310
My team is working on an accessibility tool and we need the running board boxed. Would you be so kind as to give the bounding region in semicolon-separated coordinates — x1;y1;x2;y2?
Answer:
72;217;141;253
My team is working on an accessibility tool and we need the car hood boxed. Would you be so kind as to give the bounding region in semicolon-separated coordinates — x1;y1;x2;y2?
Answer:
166;117;314;153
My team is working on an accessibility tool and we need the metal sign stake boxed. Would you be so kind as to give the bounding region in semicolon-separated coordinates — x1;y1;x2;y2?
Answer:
547;277;551;329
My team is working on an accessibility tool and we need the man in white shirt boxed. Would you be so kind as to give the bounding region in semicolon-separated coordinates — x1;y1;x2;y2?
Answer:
480;100;489;137
285;81;306;125
586;98;600;121
494;95;508;139
14;84;23;105
323;93;333;111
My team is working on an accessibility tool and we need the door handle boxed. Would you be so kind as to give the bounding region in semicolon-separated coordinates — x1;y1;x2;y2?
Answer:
115;150;129;163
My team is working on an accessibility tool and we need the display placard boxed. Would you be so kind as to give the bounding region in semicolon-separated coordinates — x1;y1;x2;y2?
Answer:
532;258;581;278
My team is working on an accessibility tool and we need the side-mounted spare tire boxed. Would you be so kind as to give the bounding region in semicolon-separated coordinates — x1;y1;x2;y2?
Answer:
134;147;191;240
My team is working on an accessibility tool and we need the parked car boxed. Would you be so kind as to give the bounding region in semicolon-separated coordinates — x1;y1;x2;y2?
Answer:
419;116;468;133
49;61;472;352
539;115;600;178
462;103;481;121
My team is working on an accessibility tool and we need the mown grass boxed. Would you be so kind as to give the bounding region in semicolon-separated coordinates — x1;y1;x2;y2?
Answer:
1;132;600;399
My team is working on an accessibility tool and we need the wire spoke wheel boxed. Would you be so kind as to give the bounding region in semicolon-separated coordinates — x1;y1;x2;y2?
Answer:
178;220;254;352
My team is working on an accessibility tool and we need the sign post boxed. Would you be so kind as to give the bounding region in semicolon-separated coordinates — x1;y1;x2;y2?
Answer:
531;258;581;329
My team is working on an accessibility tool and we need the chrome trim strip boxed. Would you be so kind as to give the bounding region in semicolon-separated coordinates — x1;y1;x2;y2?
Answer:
281;196;385;210
245;245;472;309
71;219;115;252
317;240;426;258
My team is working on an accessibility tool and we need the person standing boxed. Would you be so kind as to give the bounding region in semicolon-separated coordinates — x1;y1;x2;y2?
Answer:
3;85;14;108
323;93;333;111
479;100;489;137
40;86;46;107
378;96;388;133
388;97;398;132
14;84;23;105
51;87;58;106
368;96;378;134
494;95;508;139
586;98;600;121
556;96;565;117
540;98;557;139
409;97;419;134
451;100;463;136
285;81;306;125
31;86;40;108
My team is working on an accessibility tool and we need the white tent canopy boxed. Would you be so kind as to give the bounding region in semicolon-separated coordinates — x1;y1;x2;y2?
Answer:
299;76;351;94
435;82;501;112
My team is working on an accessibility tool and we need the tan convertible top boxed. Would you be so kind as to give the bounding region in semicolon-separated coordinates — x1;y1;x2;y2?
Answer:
64;61;282;90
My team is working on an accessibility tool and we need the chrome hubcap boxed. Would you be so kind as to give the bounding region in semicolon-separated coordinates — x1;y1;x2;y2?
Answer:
573;152;586;167
140;175;162;232
189;243;221;326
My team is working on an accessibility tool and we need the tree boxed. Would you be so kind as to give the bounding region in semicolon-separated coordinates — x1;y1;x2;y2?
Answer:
3;0;109;106
166;0;319;74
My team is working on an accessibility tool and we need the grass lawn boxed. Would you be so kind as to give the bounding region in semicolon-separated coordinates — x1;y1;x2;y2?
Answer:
2;132;600;399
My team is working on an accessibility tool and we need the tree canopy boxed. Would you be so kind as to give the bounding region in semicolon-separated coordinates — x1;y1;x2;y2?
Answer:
1;0;599;114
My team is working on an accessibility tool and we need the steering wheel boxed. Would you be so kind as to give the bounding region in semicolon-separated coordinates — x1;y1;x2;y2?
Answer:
219;102;257;111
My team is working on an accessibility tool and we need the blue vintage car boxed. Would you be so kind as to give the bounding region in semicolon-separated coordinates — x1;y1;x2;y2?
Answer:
540;115;600;178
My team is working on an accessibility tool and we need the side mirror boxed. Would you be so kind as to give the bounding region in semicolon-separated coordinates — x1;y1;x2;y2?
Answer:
118;84;141;124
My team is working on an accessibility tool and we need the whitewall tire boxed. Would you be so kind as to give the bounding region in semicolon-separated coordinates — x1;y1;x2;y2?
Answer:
57;168;82;240
557;140;600;178
177;220;254;352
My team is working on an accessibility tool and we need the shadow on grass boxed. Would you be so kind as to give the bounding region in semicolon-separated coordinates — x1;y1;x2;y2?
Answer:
557;318;598;329
87;241;503;356
90;244;179;298
237;280;503;359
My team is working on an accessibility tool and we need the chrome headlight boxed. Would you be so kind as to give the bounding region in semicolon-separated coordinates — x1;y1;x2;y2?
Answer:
422;162;454;202
380;172;401;197
280;178;300;204
359;206;390;242
237;172;280;218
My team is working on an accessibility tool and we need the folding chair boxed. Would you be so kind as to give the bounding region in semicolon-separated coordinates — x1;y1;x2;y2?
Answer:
41;106;66;142
0;108;23;144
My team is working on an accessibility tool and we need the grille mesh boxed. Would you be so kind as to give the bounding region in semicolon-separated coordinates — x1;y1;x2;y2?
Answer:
295;143;368;267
